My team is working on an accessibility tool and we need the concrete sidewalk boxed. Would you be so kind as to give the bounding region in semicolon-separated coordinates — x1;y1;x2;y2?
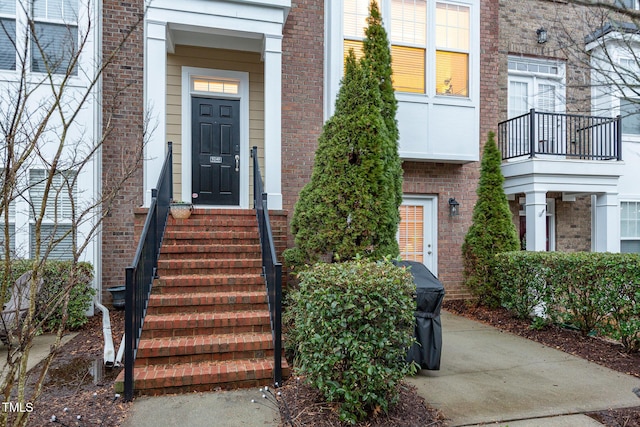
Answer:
123;311;640;427
407;311;640;426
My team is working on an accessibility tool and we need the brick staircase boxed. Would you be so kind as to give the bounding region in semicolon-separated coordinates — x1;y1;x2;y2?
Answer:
115;209;286;396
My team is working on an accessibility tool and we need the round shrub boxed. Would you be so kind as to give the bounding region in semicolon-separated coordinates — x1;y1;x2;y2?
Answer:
290;259;416;424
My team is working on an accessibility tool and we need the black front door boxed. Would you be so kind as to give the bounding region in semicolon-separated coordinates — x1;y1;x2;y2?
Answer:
192;97;240;205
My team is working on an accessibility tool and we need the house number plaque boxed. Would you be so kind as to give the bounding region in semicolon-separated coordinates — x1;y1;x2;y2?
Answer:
210;156;222;164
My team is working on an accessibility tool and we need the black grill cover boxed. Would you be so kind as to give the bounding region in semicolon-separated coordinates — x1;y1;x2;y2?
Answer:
394;260;445;370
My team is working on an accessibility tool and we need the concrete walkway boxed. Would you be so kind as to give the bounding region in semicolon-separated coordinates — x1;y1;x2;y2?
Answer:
407;311;640;426
123;311;640;426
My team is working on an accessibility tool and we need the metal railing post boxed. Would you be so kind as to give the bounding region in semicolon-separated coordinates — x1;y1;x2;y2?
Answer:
529;108;536;158
124;266;135;402
616;115;622;161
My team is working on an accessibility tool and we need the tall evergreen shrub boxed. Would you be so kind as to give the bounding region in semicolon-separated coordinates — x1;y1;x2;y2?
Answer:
363;0;403;245
286;49;398;264
462;131;519;306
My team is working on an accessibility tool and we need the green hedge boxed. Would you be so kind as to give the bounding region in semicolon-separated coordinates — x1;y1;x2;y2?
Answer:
0;260;95;331
495;251;640;352
289;259;416;424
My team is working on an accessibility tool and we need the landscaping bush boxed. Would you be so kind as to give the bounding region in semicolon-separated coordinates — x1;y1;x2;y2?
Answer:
495;251;640;352
495;251;553;320
0;260;94;331
289;259;416;424
462;132;519;307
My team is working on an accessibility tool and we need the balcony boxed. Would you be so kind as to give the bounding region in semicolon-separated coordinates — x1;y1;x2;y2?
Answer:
498;109;622;161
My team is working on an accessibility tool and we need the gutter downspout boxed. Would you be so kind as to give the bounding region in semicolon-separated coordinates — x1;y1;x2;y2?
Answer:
94;300;115;367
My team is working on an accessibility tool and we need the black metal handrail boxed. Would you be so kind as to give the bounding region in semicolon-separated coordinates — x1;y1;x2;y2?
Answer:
498;109;622;161
124;142;173;401
251;146;283;387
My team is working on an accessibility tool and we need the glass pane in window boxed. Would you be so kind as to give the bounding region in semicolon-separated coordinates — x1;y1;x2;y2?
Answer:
621;240;640;253
399;205;424;263
509;81;528;118
391;45;425;93
621;99;640;135
537;84;556;113
33;0;77;21
0;18;16;70
344;0;371;39
390;0;426;45
30;223;74;260
343;39;365;64
436;50;468;96
435;3;469;51
31;22;78;75
0;2;16;14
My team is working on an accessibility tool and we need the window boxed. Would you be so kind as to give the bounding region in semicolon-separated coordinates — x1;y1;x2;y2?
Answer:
615;0;640;10
435;3;469;96
342;0;470;96
621;201;640;253
0;2;16;70
620;99;640;135
31;0;78;75
28;169;76;260
507;57;565;118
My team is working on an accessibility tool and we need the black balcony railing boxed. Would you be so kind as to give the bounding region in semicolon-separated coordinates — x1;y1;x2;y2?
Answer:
498;109;622;161
251;146;283;387
124;142;173;401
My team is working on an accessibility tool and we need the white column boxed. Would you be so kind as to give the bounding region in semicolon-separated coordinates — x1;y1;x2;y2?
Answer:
594;193;620;252
144;20;168;206
525;190;547;251
263;35;283;210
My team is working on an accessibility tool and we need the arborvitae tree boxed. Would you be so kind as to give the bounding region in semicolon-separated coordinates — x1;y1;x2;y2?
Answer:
462;131;519;306
362;0;402;256
286;52;397;264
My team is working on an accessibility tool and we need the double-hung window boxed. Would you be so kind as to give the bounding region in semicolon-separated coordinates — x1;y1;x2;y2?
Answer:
0;2;16;70
28;169;76;260
620;99;640;135
342;0;470;97
621;201;640;253
31;0;78;75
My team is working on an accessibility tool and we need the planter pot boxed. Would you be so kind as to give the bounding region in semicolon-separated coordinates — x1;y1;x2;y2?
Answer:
170;203;193;219
107;286;126;310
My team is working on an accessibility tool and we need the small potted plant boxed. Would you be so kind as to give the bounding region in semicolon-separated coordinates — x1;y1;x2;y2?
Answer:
170;200;193;219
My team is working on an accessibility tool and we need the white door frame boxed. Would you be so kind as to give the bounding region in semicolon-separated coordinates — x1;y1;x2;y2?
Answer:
181;67;250;208
399;195;438;275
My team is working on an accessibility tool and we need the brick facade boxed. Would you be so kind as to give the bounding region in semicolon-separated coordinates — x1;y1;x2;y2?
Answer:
101;0;145;302
499;0;609;253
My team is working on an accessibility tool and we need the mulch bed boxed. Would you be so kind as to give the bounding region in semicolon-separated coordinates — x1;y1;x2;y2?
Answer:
443;300;640;427
276;377;447;427
18;300;640;426
20;310;131;427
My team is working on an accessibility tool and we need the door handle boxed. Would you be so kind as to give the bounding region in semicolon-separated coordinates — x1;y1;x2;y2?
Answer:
235;155;240;172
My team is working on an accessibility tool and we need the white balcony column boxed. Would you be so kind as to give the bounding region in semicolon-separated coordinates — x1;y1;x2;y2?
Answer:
594;193;620;252
525;190;548;251
144;20;168;206
262;35;283;210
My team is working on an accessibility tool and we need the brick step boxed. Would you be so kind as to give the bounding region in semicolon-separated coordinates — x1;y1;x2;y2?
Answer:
141;311;271;339
168;217;258;228
115;358;289;395
153;274;265;294
162;231;260;245
157;258;263;275
147;291;268;314
159;244;261;260
135;332;274;366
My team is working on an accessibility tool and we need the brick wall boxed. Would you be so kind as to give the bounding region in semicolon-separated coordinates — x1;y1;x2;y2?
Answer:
101;0;145;303
555;195;592;252
279;0;499;300
281;0;325;242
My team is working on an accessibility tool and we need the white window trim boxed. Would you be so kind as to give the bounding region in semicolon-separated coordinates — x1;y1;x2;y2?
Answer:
324;0;480;120
181;66;250;209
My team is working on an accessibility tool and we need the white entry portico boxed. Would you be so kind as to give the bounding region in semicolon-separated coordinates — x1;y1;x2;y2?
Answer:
143;0;290;210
